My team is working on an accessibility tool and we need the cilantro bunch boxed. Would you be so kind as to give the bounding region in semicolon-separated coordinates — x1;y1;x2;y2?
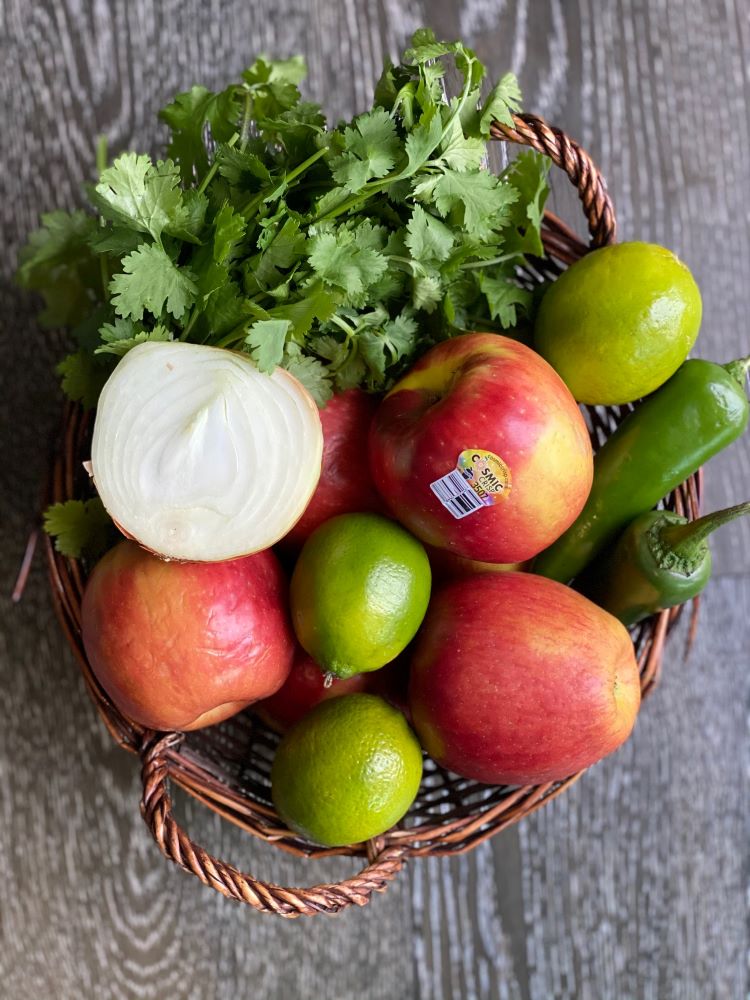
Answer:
18;28;549;409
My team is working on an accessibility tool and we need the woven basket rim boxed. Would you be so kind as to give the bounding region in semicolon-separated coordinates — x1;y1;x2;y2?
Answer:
44;111;702;917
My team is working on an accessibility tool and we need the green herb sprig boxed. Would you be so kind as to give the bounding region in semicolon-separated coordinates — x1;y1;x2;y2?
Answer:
19;28;549;420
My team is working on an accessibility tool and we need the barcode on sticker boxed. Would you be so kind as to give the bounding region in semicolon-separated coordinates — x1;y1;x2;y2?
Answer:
430;470;484;519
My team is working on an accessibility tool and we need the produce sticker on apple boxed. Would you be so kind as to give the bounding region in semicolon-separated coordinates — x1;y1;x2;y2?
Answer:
430;449;512;519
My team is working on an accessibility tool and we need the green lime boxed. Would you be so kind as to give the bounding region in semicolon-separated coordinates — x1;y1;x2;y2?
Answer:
290;512;431;680
271;693;423;846
534;241;702;404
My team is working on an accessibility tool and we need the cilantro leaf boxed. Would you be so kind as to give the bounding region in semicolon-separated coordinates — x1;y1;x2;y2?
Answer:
17;211;98;283
96;319;172;356
383;311;419;362
310;333;349;367
213;202;246;263
97;316;140;344
502;151;550;256
307;331;368;392
169;189;209;243
43;499;114;559
479;73;523;134
56;351;111;409
308;231;387;298
160;85;239;183
241;56;306;121
259;101;327;161
196;252;233;302
442;271;483;327
109;244;197;321
269;282;338;338
92;154;180;241
282;344;333;405
330;343;367;391
245;318;291;371
403;106;443;175
350;219;388;251
479;272;531;327
20;32;544;412
358;330;387;381
217;145;273;187
425;169;519;238
404;28;456;64
243;54;307;87
373;57;400;110
91;156;207;244
416;59;448;107
201;278;255;337
438;117;486;171
331;108;401;192
405;205;455;263
17;211;101;327
262;216;307;268
88;226;143;255
412;271;443;312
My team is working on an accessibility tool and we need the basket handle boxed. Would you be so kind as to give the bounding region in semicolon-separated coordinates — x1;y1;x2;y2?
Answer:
140;732;407;918
493;112;617;248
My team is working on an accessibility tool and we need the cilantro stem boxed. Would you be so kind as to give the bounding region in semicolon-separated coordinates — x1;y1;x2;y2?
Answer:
282;147;327;186
313;183;384;223
329;314;357;340
96;135;108;174
197;132;240;195
215;318;254;348
392;86;416;129
239;94;253;152
239;190;265;219
461;253;518;269
179;308;200;342
388;255;427;276
239;147;328;219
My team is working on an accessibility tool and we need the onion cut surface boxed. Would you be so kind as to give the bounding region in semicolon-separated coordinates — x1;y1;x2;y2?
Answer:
90;342;323;561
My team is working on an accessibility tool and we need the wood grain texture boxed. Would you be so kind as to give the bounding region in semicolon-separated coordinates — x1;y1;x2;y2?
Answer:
1;0;748;998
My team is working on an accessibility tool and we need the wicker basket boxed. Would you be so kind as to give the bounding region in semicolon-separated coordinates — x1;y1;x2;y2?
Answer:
45;113;702;918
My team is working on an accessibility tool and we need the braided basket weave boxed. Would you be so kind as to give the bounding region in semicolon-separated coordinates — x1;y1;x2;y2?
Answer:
45;113;701;918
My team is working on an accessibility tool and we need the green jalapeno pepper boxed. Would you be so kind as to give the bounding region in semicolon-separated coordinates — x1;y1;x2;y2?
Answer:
577;501;750;625
533;355;750;583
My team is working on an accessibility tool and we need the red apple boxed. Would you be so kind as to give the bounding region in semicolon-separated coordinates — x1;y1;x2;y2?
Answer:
281;388;383;549
254;648;369;732
81;540;295;731
425;542;526;582
255;647;411;733
368;654;411;721
408;572;640;785
369;333;593;563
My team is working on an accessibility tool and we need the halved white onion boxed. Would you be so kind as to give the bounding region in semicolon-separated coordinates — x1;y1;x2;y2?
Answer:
90;341;323;561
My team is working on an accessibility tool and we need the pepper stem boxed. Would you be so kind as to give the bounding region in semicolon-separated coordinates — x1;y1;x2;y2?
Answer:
659;501;750;562
723;354;750;388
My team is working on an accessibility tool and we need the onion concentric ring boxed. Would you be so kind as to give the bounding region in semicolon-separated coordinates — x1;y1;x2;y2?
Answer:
91;342;323;561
